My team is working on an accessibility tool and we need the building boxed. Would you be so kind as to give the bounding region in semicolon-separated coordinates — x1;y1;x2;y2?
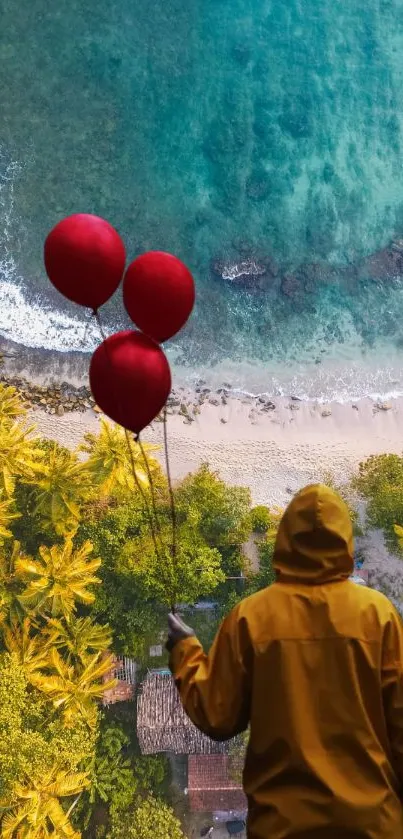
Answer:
102;654;137;706
137;671;232;755
187;755;247;814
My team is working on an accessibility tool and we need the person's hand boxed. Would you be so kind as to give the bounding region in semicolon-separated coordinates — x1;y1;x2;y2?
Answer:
166;612;195;652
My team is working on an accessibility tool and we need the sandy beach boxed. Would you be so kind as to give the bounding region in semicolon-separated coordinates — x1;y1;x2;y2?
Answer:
28;389;403;601
30;392;403;508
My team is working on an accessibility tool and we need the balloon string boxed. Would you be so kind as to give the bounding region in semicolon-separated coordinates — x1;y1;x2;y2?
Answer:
92;309;165;566
137;436;163;537
163;407;178;613
124;429;166;569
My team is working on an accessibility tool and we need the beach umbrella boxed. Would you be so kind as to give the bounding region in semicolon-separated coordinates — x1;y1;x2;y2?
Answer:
44;214;126;311
89;329;171;435
123;251;195;343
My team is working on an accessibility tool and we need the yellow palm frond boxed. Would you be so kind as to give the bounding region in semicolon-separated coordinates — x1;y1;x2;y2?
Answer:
31;649;116;729
16;539;101;618
81;418;161;498
24;443;91;536
0;420;43;497
0;384;26;421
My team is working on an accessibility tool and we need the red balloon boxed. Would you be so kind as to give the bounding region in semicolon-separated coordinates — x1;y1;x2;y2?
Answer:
89;330;171;434
123;251;195;343
44;214;126;310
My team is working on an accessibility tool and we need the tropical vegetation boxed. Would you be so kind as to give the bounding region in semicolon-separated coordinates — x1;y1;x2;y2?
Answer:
0;377;398;838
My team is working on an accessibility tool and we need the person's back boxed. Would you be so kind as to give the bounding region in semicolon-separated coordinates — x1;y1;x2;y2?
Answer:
168;485;403;839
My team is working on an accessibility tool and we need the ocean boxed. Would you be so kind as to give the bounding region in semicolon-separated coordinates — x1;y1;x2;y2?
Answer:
2;0;403;402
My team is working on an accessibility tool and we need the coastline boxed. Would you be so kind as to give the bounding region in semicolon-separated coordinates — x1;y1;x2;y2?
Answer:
27;386;403;508
2;335;403;508
5;345;403;597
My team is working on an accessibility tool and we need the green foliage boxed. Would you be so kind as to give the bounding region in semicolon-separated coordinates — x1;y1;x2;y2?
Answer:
31;647;114;729
0;492;20;546
175;464;252;552
394;524;403;556
351;454;403;545
45;616;112;667
77;719;169;836
23;440;91;538
0;384;27;421
86;722;137;823
78;502;164;659
118;528;225;606
107;795;185;839
0;765;89;839
0;404;261;836
81;419;162;499
0;419;43;497
249;505;272;533
322;471;360;534
0;652;95;802
16;539;101;618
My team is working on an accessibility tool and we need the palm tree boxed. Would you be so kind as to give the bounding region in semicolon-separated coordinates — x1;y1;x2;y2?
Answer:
0;766;89;839
0;492;20;546
3;617;51;680
44;616;112;667
81;419;161;498
0;420;43;497
31;647;117;729
0;384;26;421
15;539;101;618
0;541;27;627
24;443;91;537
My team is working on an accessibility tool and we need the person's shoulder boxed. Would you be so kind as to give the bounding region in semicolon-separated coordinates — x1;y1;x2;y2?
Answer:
347;580;401;621
229;586;276;621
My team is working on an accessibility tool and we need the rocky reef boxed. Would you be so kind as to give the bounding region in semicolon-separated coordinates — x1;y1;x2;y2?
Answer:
211;256;278;291
212;237;403;299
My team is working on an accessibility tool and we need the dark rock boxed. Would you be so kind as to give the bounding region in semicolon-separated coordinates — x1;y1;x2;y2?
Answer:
281;273;301;299
359;238;403;281
291;395;302;401
211;256;278;291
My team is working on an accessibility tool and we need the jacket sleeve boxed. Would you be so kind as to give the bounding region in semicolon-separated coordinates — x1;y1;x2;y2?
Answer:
169;606;252;741
381;606;403;791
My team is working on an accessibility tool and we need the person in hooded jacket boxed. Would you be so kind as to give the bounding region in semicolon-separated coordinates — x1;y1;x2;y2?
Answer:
166;484;403;839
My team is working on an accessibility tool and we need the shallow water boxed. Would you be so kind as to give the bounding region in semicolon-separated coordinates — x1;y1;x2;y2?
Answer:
2;0;403;399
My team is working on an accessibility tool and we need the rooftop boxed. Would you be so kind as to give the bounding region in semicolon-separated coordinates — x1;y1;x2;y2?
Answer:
102;655;137;706
187;755;247;813
137;672;232;755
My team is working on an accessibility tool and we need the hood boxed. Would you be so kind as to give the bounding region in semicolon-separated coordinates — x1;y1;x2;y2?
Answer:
274;484;354;585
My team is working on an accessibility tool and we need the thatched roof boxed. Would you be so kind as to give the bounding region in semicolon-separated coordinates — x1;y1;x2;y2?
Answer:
137;672;230;755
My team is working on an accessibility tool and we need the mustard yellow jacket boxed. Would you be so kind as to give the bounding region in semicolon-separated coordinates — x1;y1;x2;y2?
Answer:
169;485;403;839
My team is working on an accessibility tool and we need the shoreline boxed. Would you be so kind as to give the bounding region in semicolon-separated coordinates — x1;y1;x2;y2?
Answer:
5;353;403;597
2;338;403;508
25;387;403;508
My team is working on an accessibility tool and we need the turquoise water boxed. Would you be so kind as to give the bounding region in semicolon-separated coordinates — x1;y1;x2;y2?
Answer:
2;0;403;398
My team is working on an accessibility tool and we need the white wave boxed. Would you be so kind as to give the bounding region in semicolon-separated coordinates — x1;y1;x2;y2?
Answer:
0;279;106;352
2;150;403;402
0;149;107;353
